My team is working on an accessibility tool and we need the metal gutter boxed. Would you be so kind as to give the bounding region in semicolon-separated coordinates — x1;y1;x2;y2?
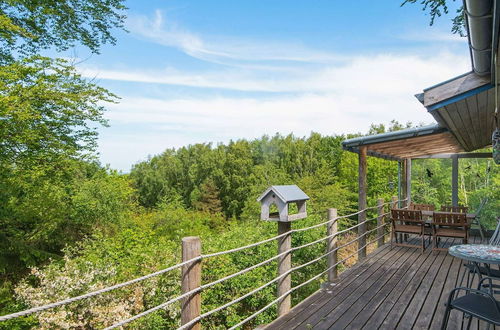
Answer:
341;124;446;149
491;0;500;82
464;0;493;75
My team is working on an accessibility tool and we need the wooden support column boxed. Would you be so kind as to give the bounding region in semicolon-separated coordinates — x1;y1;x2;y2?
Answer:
377;199;385;248
451;155;459;207
406;158;412;206
401;159;411;207
327;208;338;281
397;161;402;208
181;237;201;330
277;221;292;316
358;146;367;260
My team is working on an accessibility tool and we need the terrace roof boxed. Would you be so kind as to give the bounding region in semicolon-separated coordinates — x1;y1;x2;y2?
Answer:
341;124;464;161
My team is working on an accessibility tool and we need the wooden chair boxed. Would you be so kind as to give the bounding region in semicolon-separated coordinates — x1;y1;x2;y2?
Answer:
440;205;468;213
410;203;435;211
391;209;427;253
431;211;469;251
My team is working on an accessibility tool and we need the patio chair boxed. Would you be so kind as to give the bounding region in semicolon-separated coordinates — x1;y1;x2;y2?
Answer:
410;203;435;211
431;212;468;251
440;205;468;213
390;209;427;253
441;277;500;329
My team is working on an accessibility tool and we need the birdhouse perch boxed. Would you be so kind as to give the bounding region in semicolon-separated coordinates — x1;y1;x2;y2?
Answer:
257;185;309;222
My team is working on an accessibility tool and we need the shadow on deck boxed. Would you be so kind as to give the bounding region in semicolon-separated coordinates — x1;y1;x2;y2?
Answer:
266;235;488;330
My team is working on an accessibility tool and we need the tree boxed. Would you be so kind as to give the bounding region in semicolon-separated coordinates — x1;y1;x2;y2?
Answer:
0;0;127;63
192;178;223;215
401;0;466;36
0;56;115;170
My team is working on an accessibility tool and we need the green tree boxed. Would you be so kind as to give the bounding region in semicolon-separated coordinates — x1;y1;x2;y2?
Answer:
0;0;126;63
192;178;223;215
0;56;114;169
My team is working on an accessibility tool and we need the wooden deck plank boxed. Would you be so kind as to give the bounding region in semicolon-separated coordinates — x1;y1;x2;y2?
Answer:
347;244;435;329
339;245;433;329
427;251;462;330
268;243;402;330
378;248;449;328
398;247;454;329
323;244;417;329
266;242;397;329
301;244;411;329
265;236;483;330
363;242;446;329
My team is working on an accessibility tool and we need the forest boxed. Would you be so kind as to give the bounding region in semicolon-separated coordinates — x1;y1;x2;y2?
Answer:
0;0;499;329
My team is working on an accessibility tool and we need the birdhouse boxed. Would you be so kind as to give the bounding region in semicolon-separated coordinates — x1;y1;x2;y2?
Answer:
257;185;309;222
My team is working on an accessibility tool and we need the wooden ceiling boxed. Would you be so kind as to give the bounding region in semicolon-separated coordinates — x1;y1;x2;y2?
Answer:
365;131;464;159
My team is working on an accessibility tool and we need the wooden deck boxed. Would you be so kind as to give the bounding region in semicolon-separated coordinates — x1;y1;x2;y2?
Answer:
266;236;489;330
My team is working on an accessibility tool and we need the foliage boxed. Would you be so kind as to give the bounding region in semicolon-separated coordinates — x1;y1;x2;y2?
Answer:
0;0;126;63
401;0;466;36
0;56;115;170
6;123;500;328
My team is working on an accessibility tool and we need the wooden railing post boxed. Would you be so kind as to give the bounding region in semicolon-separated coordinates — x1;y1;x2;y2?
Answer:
377;199;385;248
277;221;292;316
181;237;201;330
327;208;338;281
391;195;398;209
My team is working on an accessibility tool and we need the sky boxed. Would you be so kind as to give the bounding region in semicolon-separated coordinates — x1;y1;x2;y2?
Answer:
74;0;471;171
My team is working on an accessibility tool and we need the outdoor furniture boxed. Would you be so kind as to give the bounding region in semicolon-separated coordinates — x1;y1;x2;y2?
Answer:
449;244;500;293
410;203;435;211
490;217;500;246
462;222;500;286
431;212;469;251
390;209;427;253
441;205;468;213
441;277;500;329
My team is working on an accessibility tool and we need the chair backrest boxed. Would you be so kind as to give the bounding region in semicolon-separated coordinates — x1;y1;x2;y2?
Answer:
391;209;423;224
411;203;435;211
432;212;467;226
440;205;468;213
490;217;500;246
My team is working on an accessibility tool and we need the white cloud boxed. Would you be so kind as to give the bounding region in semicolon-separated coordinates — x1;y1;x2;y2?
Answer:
97;51;470;171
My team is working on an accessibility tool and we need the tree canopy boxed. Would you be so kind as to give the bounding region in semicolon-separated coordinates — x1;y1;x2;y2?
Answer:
0;0;126;63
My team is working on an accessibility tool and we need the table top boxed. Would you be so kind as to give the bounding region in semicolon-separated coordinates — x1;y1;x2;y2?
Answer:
449;244;500;264
420;210;476;219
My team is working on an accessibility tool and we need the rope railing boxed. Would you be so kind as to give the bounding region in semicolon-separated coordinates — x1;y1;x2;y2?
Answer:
0;197;406;328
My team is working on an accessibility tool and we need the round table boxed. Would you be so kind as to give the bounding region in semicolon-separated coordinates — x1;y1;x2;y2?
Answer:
449;244;500;265
449;244;500;289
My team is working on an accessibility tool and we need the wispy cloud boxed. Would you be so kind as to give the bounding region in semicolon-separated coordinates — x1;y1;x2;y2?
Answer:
81;51;467;93
126;10;346;67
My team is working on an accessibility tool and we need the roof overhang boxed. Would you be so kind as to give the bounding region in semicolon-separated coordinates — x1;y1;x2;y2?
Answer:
417;71;495;151
342;124;464;161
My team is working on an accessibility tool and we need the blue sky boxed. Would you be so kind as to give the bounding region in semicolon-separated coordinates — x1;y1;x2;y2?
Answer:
75;0;470;171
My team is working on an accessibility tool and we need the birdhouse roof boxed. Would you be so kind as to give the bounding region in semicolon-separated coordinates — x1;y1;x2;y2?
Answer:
257;185;309;203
